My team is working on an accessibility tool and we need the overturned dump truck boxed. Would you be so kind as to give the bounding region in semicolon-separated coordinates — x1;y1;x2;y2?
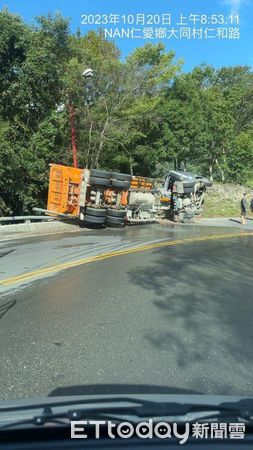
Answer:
44;164;212;227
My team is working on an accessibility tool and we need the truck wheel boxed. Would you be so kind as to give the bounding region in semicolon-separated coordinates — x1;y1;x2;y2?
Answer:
85;207;107;217
111;179;131;189
107;216;126;227
107;209;126;218
90;169;111;179
89;176;111;187
111;172;132;182
84;214;106;224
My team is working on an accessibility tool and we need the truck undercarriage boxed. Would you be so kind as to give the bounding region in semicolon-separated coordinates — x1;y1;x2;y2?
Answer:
43;165;212;227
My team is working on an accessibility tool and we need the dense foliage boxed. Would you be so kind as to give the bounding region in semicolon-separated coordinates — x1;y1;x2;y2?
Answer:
1;9;253;214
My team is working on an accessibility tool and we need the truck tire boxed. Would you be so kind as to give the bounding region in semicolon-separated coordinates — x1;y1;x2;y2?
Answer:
107;216;126;227
90;169;111;179
84;214;106;224
89;176;111;187
111;179;131;189
85;207;107;217
112;172;132;182
107;209;126;218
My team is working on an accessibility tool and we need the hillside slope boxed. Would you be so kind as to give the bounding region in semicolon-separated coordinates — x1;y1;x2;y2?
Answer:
203;183;253;218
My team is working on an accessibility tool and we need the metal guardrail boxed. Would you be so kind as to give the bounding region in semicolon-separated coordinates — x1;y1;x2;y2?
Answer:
33;207;77;219
0;216;56;224
0;209;78;225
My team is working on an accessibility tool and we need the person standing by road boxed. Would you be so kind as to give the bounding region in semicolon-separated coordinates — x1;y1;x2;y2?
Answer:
240;192;247;225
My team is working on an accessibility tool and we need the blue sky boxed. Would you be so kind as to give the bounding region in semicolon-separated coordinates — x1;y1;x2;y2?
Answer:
1;0;253;71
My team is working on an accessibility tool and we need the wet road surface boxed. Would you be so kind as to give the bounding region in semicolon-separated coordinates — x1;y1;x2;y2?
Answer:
0;224;253;400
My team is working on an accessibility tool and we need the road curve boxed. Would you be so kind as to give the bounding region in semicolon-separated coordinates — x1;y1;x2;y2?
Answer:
0;224;253;400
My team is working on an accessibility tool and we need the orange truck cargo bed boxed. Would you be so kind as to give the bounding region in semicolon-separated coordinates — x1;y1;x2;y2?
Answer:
130;176;154;190
47;164;84;216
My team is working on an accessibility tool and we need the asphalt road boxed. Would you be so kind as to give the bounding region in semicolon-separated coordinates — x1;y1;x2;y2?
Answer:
0;223;253;400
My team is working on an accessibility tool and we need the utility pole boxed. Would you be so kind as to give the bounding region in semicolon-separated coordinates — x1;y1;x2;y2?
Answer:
68;101;78;168
67;68;94;168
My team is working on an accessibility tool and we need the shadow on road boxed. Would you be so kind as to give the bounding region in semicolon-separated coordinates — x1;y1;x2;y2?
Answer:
229;219;242;225
127;236;253;394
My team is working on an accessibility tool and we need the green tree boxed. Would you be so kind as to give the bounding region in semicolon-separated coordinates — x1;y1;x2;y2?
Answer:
1;9;253;214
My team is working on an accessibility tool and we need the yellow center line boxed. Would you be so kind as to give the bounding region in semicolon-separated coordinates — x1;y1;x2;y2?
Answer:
1;231;252;287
